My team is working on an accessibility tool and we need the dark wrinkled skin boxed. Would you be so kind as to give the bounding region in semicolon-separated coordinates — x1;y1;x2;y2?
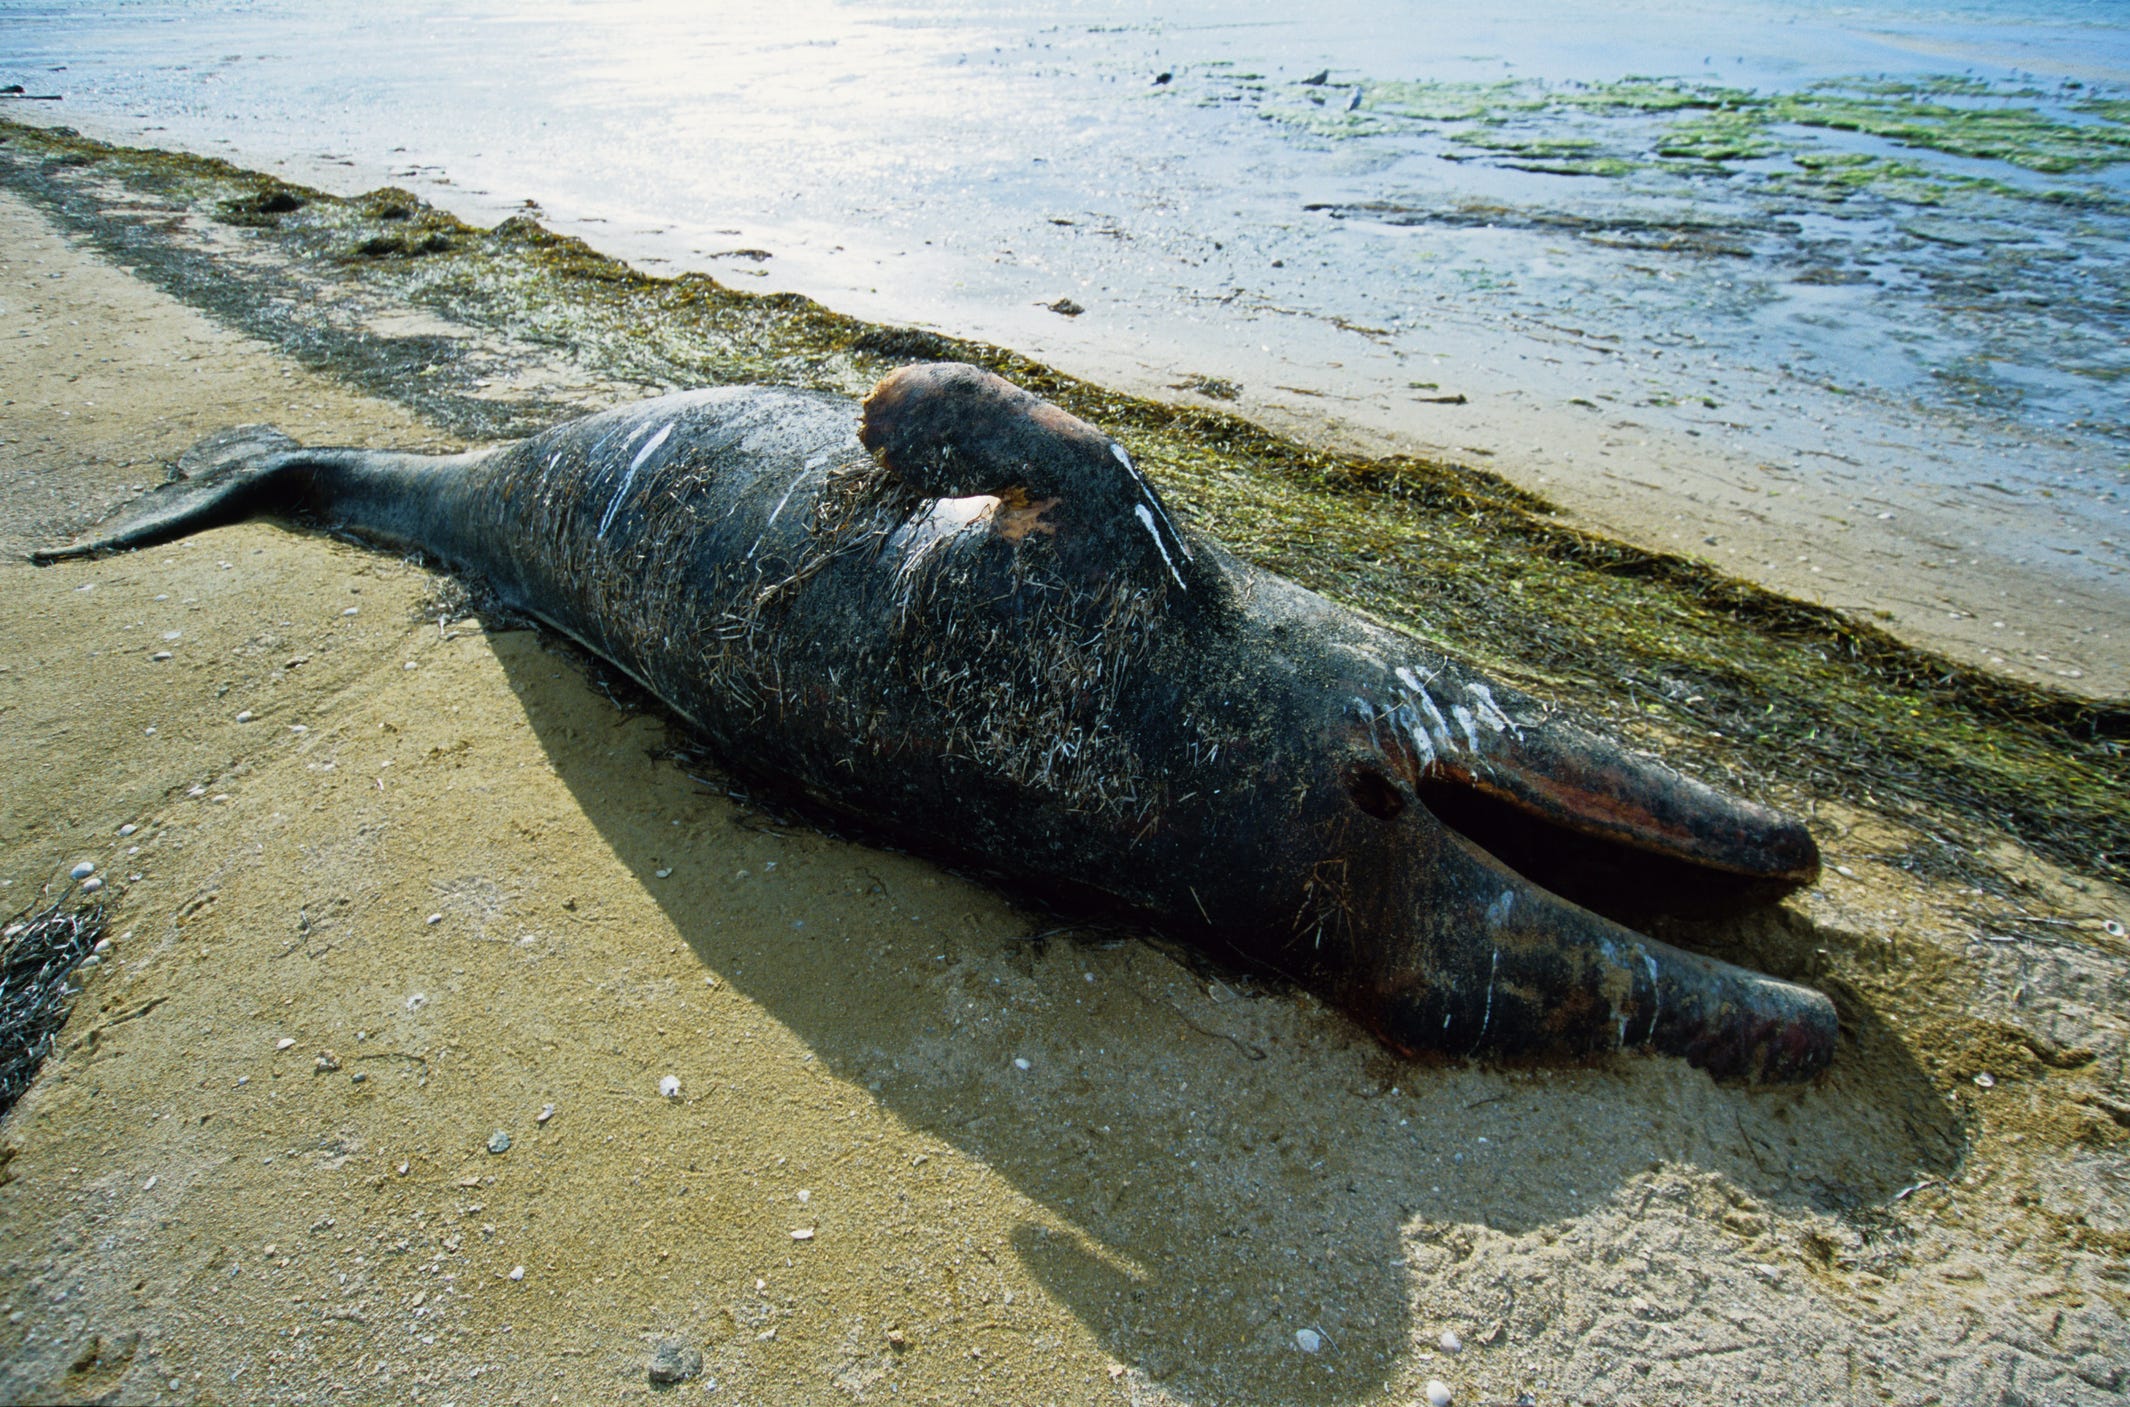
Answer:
34;363;1837;1082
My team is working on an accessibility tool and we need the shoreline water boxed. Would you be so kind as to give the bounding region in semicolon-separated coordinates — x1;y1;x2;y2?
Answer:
4;0;2128;698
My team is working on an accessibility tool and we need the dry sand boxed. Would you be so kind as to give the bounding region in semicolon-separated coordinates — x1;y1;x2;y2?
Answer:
1;188;2127;1406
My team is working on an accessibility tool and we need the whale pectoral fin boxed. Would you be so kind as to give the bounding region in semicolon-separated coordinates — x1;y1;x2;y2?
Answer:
29;426;304;563
860;362;1196;589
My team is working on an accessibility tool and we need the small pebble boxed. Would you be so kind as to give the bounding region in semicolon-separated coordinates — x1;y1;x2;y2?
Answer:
659;1074;681;1098
142;1176;157;1191
149;651;172;662
316;1051;341;1072
790;1228;814;1241
507;1265;524;1281
425;913;443;926
1425;1380;1453;1407
350;1071;367;1084
654;867;673;879
69;862;95;880
537;1103;555;1123
342;607;358;617
81;877;104;893
1439;1329;1462;1354
1973;1072;1996;1089
1294;1328;1321;1353
1013;1057;1031;1071
117;824;137;837
487;1130;511;1154
235;711;254;723
275;1037;296;1051
646;1338;703;1386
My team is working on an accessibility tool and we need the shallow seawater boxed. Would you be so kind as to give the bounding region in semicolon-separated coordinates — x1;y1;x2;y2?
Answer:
5;0;2128;596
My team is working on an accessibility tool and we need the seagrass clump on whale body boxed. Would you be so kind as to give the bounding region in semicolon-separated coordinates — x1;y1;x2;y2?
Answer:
34;362;1837;1081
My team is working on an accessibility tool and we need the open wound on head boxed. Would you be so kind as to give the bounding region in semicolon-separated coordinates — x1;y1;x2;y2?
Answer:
993;486;1060;541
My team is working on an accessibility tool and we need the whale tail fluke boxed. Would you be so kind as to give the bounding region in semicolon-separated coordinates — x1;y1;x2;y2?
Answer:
173;423;304;479
30;425;305;564
30;428;456;564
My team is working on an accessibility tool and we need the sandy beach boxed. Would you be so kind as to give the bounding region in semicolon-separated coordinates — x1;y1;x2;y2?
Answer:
1;129;2127;1407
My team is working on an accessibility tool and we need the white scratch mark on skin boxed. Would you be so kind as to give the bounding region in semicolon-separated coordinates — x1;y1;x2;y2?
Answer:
1351;697;1385;752
1453;703;1481;753
1465;681;1518;735
586;420;638;467
1113;441;1193;561
1415;687;1455;752
597;421;674;539
1397;703;1436;768
1642;951;1662;1045
1134;503;1187;589
1470;949;1500;1054
1395;665;1426;695
764;461;812;529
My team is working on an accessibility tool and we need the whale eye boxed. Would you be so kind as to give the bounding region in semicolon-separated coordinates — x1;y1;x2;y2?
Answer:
1344;762;1406;821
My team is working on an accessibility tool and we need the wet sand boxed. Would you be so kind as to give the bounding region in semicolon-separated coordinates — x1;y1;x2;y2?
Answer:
2;184;2128;1407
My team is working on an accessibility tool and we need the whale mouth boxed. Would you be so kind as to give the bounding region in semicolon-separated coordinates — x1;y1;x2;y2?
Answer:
1414;774;1811;926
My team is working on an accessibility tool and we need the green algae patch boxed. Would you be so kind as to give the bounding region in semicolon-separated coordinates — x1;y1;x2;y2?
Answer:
1448;129;1639;178
1654;110;1781;164
1254;71;2130;183
1770;87;2130;174
1362;79;1546;124
3;117;2125;891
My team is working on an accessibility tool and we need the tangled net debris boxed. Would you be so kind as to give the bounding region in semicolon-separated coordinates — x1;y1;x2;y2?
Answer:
0;892;106;1119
